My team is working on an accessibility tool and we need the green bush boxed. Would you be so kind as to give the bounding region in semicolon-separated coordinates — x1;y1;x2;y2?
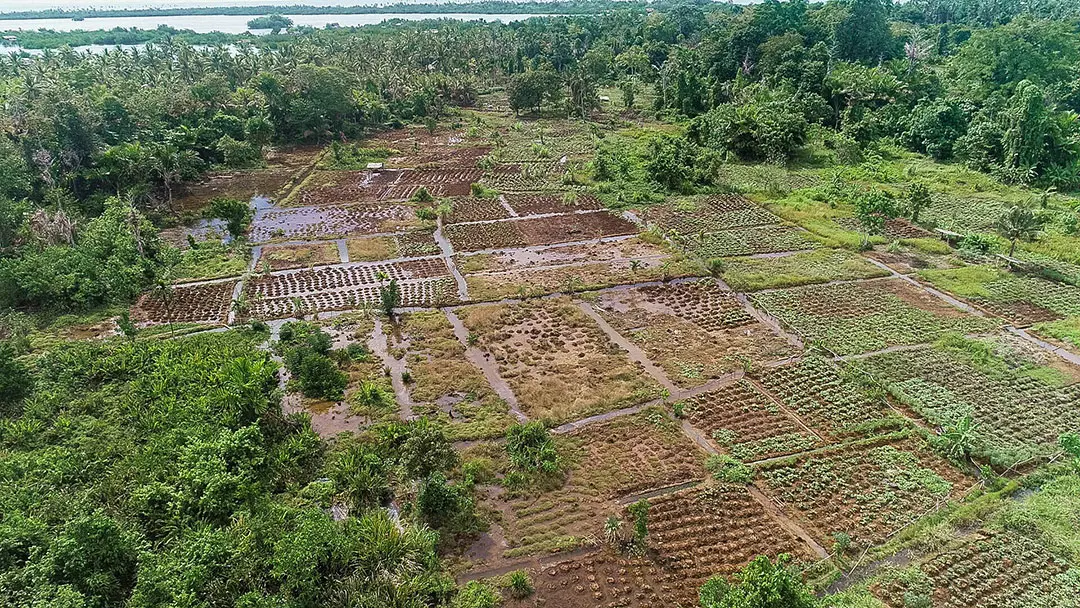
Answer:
505;422;559;473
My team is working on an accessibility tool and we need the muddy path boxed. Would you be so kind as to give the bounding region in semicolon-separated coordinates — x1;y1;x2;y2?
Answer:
575;300;678;393
369;316;415;420
443;309;527;422
747;485;829;559
434;217;470;301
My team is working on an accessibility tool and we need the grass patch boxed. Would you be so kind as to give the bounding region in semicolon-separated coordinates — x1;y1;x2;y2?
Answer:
719;248;889;291
1034;316;1080;349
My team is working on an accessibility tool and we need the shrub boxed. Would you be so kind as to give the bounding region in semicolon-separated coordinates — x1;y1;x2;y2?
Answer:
287;348;347;401
207;197;253;239
689;94;808;162
505;422;559;473
699;554;815;608
506;570;533;599
705;454;754;484
452;581;500;608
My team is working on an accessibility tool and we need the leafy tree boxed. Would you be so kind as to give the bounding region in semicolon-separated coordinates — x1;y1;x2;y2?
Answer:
207;197;253;240
996;205;1045;256
505;422;559;473
382;418;458;480
689;93;808;162
380;278;401;319
627;499;649;545
699;554;815;608
416;472;476;530
901;99;969;160
853;189;899;247
905;182;933;223
508;69;562;115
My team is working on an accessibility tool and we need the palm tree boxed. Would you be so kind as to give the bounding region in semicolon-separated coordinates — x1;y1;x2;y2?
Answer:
997;205;1045;257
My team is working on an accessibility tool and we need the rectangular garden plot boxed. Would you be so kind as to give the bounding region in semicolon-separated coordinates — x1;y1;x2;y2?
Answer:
589;281;794;388
455;297;662;423
346;231;441;262
443;196;512;224
644;194;783;235
685;225;819;258
720;248;891;292
856;342;1080;467
492;410;706;558
872;532;1080;608
256;241;340;271
244;259;457;318
644;483;817;596
503;193;604;215
445;211;638;253
681;380;822;461
507;550;693;608
753;356;901;440
750;278;995;355
756;434;971;549
249;203;418;243
458;237;702;301
394;311;518;440
131;280;236;326
919;266;1080;326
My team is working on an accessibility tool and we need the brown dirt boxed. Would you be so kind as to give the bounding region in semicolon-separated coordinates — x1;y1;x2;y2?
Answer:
456;297;662;423
173;145;322;212
258;241;340;270
131;281;235;325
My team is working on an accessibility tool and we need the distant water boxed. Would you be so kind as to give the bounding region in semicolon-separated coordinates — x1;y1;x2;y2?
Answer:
0;0;393;9
0;12;547;34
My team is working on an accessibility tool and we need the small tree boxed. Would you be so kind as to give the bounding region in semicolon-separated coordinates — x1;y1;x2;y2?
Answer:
627;499;649;547
380;278;400;320
853;189;899;248
906;182;932;223
505;422;559;473
1059;433;1080;473
940;413;979;461
207;197;252;240
997;205;1045;257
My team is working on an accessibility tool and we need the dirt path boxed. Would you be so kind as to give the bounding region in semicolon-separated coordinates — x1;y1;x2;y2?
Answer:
576;300;678;393
369;316;415;420
747;485;829;559
434;217;470;301
443;309;527;422
1006;325;1080;366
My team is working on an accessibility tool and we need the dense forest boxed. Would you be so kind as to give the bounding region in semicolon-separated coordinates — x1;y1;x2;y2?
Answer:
0;0;1079;606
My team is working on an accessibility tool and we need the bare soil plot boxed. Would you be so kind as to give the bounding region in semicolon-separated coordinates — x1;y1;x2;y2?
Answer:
681;380;822;461
394;311;517;440
249;203;419;243
643;194;783;235
445;211;638;252
503;193;604;215
360;127;492;167
444;196;512;224
589;281;794;387
686;225;820;258
457;236;702;301
456;297;662;423
750;278;996;355
346;231;441;261
756;433;971;549
492;410;705;558
753;355;901;441
645;483;817;599
257;241;340;270
173;145;321;212
919;266;1080;326
872;532;1080;608
855;339;1080;467
131;280;236;326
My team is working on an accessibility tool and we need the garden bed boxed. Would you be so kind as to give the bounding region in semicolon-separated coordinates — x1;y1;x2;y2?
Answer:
455;297;662;423
257;241;340;270
249;203;419;243
750;278;995;355
589;281;794;387
131;280;236;326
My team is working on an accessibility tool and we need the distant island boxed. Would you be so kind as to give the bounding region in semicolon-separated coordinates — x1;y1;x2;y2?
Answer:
0;1;631;20
246;14;295;30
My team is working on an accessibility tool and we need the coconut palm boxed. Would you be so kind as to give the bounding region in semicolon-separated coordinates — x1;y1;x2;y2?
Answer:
997;205;1045;257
